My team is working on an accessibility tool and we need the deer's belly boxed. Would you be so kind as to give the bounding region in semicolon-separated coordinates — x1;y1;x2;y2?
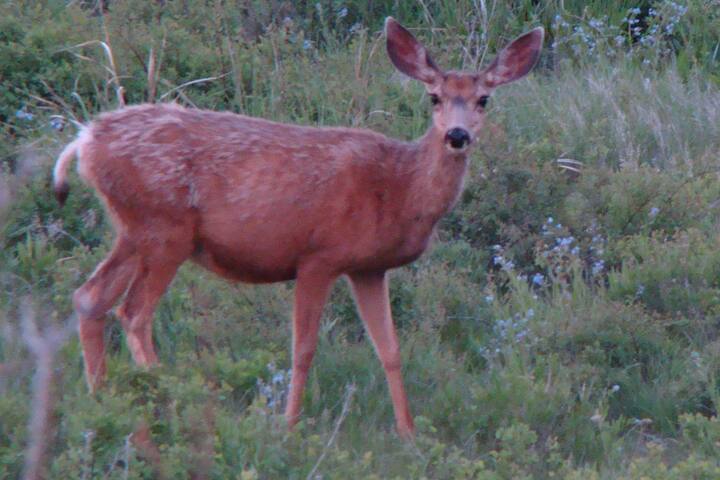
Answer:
191;238;298;283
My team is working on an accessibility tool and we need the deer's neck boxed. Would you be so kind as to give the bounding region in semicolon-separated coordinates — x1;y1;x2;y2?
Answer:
404;127;470;221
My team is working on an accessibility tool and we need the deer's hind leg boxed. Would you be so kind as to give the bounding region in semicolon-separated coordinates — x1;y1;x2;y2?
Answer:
74;236;139;391
115;238;192;368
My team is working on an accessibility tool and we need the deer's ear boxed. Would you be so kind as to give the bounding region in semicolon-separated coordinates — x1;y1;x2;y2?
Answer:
483;28;544;88
385;17;441;85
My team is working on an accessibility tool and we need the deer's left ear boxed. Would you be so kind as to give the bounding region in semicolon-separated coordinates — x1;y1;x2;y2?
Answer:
385;17;442;85
483;28;544;88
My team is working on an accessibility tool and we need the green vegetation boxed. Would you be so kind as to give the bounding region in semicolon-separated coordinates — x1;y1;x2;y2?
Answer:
2;1;720;478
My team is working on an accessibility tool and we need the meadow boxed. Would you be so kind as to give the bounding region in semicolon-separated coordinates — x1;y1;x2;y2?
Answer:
2;1;720;478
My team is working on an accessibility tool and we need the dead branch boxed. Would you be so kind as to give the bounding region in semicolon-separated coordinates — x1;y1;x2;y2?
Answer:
21;301;75;480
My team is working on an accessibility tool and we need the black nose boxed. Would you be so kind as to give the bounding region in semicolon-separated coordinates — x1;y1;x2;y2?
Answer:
445;128;470;149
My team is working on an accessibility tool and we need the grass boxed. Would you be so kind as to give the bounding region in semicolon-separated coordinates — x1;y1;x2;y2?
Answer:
2;1;720;478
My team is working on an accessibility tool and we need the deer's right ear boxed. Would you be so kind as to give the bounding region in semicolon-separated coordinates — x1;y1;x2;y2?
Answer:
385;17;441;85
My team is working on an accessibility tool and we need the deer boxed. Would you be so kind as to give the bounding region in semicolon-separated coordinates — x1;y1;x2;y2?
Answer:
52;18;543;438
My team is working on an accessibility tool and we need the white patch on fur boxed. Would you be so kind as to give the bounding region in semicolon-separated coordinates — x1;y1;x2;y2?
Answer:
73;288;96;317
74;127;94;181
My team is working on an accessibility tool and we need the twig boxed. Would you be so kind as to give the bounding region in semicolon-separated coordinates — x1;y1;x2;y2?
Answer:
306;384;356;480
160;79;198;108
147;46;156;103
21;301;76;480
80;430;95;480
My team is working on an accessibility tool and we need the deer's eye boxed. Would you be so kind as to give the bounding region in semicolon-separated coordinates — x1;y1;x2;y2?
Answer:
429;94;440;106
477;95;490;109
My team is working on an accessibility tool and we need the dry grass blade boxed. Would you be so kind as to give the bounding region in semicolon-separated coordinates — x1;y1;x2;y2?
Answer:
159;74;229;101
306;384;356;480
67;39;125;107
557;158;583;174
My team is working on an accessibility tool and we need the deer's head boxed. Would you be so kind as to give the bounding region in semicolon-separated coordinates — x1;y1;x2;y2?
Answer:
386;17;543;153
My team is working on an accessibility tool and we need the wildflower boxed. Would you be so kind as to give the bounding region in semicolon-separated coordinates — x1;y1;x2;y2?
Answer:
649;206;660;218
15;107;33;121
337;6;348;19
531;273;544;286
484;295;494;304
303;39;313;50
50;117;63;130
611;384;620;393
558;236;574;247
690;351;702;367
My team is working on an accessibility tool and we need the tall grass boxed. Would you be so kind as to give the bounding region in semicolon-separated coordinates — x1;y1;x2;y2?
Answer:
495;61;720;172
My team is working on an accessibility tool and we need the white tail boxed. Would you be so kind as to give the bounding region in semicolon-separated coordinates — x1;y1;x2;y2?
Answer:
59;18;543;438
53;128;91;206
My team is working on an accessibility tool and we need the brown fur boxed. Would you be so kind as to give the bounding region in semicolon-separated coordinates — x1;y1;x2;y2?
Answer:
55;17;543;439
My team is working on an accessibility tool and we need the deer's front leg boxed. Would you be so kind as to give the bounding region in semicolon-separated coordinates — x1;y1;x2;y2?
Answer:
285;266;336;429
348;271;414;438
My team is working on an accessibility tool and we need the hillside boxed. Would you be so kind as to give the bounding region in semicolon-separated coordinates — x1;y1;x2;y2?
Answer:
2;1;720;478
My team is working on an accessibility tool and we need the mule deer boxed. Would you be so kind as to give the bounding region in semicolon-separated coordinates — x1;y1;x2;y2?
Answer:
53;18;543;437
